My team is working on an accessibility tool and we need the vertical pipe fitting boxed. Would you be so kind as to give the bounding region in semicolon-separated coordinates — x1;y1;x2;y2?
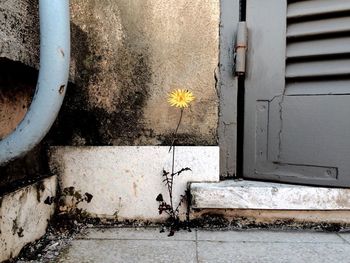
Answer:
0;0;70;166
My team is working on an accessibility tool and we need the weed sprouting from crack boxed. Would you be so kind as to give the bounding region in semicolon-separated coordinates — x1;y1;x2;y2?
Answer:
44;186;93;221
156;89;195;236
156;168;192;236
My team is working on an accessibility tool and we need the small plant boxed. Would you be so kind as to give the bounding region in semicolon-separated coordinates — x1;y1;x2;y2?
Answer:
57;186;93;220
156;89;194;236
156;168;191;235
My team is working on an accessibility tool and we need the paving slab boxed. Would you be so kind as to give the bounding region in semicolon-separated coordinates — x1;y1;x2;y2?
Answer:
58;239;197;263
338;233;350;243
197;229;345;243
197;241;350;263
55;228;350;263
77;227;196;241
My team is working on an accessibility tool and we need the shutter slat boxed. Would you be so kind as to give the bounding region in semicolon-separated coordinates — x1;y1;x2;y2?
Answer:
286;1;350;95
288;0;350;19
286;59;350;79
287;37;350;59
286;80;350;95
287;17;350;38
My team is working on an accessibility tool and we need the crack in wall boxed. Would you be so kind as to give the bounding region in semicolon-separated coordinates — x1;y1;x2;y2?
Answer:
214;65;220;99
268;94;284;162
277;96;285;161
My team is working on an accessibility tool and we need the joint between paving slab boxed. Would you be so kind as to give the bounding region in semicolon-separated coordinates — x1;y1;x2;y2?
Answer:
336;233;350;245
75;237;195;242
195;240;345;244
195;230;199;263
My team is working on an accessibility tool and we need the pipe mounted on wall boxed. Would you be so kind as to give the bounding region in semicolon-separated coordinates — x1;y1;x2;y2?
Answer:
0;0;70;165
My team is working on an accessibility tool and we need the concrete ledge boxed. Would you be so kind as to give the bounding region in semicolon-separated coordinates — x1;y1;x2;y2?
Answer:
0;176;57;262
50;146;219;221
191;180;350;210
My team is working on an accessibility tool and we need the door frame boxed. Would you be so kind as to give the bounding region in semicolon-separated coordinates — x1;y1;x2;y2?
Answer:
218;0;241;178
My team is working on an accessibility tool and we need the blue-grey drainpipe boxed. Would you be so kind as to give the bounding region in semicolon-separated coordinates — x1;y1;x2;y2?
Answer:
0;0;70;166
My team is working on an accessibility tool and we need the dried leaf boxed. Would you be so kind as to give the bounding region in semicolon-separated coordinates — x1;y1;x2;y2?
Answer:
73;191;82;200
84;193;93;203
65;186;75;195
44;196;55;205
156;194;164;202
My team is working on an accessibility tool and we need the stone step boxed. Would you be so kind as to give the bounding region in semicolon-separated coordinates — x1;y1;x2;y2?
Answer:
190;180;350;210
0;176;57;262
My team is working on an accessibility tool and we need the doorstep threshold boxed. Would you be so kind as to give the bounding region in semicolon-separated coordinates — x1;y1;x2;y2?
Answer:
190;180;350;210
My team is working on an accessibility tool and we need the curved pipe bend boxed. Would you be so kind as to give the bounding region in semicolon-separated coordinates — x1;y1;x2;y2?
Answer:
0;0;70;165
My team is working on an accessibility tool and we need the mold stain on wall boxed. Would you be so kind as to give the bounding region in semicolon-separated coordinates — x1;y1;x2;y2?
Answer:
0;58;51;190
48;0;219;146
0;58;37;139
1;0;219;150
0;0;220;189
48;1;153;146
0;0;39;68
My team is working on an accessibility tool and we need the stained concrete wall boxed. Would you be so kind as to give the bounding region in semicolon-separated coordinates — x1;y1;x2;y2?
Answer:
57;0;219;146
0;0;220;186
0;0;39;140
0;0;220;147
0;59;44;190
0;0;39;69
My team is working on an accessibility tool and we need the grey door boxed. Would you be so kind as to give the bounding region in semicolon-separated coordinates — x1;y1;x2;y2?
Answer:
244;0;350;187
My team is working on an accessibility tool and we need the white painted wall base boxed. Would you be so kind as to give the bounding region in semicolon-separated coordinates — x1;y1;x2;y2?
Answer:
191;180;350;210
0;176;57;262
50;146;219;221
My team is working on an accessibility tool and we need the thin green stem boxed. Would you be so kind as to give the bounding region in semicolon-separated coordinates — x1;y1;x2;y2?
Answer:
169;145;175;215
171;145;175;175
169;108;184;153
168;108;184;217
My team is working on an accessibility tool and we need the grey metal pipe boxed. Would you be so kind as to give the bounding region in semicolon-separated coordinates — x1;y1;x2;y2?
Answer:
0;0;70;165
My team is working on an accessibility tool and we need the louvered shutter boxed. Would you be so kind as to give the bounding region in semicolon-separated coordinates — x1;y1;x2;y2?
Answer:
244;0;350;187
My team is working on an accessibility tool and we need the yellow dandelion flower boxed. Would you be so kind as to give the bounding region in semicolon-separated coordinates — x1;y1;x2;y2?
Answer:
168;89;195;108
